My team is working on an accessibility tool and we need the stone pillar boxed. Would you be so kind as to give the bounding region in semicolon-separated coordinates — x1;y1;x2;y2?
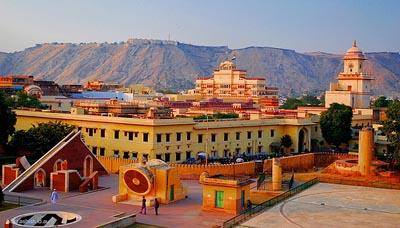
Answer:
272;158;282;191
358;127;374;176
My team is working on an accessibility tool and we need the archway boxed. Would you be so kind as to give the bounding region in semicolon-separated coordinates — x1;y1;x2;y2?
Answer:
53;159;64;172
83;155;93;177
298;128;309;153
34;168;46;188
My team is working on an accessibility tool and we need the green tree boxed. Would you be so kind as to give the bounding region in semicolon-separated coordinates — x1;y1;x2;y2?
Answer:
280;98;304;109
280;134;293;153
373;96;392;108
9;121;75;159
13;91;44;108
381;100;400;168
301;95;321;106
320;103;353;148
0;91;16;153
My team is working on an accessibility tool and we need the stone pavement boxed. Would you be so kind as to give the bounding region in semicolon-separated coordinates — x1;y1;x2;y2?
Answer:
0;175;233;228
242;183;400;228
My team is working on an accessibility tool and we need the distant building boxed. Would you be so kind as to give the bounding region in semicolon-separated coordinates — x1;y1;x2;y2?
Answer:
193;61;278;108
0;75;34;93
325;41;373;109
34;80;61;96
84;80;122;91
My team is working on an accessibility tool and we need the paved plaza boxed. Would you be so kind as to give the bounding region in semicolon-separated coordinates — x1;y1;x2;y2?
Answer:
242;183;400;228
0;175;232;227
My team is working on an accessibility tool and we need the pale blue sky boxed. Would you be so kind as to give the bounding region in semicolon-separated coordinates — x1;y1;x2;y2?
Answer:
0;0;399;53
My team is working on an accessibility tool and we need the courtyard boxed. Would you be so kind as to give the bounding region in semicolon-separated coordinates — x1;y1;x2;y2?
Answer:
0;175;232;227
241;183;400;228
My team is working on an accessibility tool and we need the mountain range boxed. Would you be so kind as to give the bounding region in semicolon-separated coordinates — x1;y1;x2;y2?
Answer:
0;39;399;97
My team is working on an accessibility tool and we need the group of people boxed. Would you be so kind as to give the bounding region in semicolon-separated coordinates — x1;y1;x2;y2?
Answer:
140;196;160;215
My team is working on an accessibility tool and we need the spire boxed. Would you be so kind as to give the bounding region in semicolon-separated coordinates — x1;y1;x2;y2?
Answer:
353;40;357;47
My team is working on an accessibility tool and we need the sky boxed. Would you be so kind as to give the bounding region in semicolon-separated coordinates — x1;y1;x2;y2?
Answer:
0;0;399;53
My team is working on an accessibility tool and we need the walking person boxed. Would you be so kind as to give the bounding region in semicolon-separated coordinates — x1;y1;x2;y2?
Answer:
247;199;252;210
154;198;160;215
140;196;146;214
51;189;59;204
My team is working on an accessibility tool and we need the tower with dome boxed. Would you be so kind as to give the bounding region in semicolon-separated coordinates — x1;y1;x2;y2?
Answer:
325;41;373;109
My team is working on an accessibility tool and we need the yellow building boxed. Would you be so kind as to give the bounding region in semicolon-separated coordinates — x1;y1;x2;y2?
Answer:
15;110;319;162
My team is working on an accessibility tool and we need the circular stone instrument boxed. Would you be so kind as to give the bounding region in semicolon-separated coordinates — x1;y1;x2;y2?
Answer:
123;167;154;195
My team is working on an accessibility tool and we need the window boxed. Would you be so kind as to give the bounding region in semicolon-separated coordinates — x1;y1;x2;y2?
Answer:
258;130;262;138
198;134;203;143
247;131;252;139
128;132;133;141
166;133;171;142
156;154;162;160
176;152;181;161
134;132;139;137
132;152;138;159
113;150;119;158
143;133;149;142
224;133;229;141
224;149;229;157
187;132;191;141
315;126;318;132
92;146;97;155
211;133;216;142
143;154;149;161
99;148;105;156
78;127;82;131
123;151;129;159
114;130;119;139
176;132;182;141
165;153;170;162
247;147;252;154
236;132;240;140
186;151;191;159
270;129;275;137
88;128;94;136
157;134;162;143
100;129;105;138
235;148;240;155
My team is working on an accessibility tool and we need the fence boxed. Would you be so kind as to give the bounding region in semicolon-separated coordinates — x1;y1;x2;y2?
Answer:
96;156;137;174
4;194;43;206
222;178;319;228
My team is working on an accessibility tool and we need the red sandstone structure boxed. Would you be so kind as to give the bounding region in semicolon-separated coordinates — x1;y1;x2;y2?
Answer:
2;131;107;193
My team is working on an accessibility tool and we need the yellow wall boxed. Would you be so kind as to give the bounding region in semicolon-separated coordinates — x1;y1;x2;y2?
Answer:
15;110;318;162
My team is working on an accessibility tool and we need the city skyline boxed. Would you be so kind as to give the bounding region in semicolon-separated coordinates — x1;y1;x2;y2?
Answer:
1;0;399;53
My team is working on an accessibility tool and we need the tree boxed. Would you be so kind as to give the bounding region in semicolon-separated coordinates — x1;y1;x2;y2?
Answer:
373;96;391;108
280;134;293;153
301;95;321;106
13;91;44;109
320;103;353;148
0;91;16;153
381;100;400;168
9;121;75;159
280;98;304;109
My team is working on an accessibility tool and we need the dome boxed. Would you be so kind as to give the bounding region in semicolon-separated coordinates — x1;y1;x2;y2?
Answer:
24;85;43;98
343;40;366;60
219;60;236;70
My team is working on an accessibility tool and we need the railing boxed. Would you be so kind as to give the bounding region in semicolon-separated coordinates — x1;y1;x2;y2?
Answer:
4;194;43;206
223;178;319;228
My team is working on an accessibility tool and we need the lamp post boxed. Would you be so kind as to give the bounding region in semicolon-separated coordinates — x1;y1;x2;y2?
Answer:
205;114;209;166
